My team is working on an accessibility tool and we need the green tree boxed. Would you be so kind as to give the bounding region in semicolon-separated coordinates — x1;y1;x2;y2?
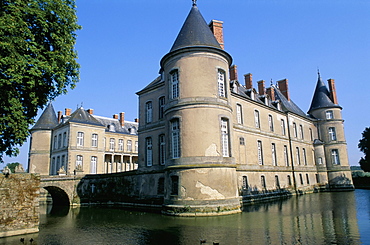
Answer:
359;127;370;172
0;0;80;161
6;162;20;173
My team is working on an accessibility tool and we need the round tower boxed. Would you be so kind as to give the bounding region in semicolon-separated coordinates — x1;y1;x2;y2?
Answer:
308;74;354;190
159;3;240;215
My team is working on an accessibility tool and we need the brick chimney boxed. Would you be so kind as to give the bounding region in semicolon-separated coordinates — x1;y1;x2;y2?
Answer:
134;118;139;123
65;108;71;116
230;65;238;81
209;20;224;49
277;79;290;101
119;112;125;127
257;80;265;96
113;114;118;119
87;109;94;115
244;73;253;89
327;79;338;104
266;87;275;101
57;111;62;123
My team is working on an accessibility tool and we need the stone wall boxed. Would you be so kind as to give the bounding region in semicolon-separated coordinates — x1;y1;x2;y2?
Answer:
0;173;40;237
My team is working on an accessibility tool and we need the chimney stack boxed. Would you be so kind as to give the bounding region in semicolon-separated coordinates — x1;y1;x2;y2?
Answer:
244;73;253;89
277;79;290;101
266;87;275;101
209;20;224;49
113;114;118;119
57;111;62;123
327;79;338;104
119;112;125;127
229;65;238;81
65;108;71;116
257;80;265;96
134;118;139;123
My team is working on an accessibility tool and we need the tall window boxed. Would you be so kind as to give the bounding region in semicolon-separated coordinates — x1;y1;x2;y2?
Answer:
159;96;165;119
61;155;65;170
221;119;230;157
299;125;304;139
254;110;260;128
171;119;180;159
146;137;153;166
268;115;274;132
76;155;83;169
135;141;138;152
303;148;307;165
275;175;280;189
309;128;313;141
271;143;277;166
145;101;153;124
326;110;334;119
287;175;292;186
261;176;266;190
63;132;67;147
127;140;132;152
77;132;84;146
296;147;300;165
56;156;60;171
236;104;243;124
242;176;248;189
284;145;289;166
329;127;337;141
293;123;297;138
159;134;165;165
281;119;286;136
331;149;340;165
257;140;263;165
92;133;98;147
299;174;304;185
171;70;179;99
306;174;310;185
157;178;165;195
58;134;62;148
218;69;226;97
54;135;57;149
317;157;323;165
316;174;320;183
90;156;97;174
118;139;124;151
171;176;179;195
109;138;115;151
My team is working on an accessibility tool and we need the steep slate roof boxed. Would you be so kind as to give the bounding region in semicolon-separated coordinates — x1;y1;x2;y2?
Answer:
308;75;341;114
274;86;308;118
31;103;58;130
170;3;222;52
94;115;138;135
66;107;104;127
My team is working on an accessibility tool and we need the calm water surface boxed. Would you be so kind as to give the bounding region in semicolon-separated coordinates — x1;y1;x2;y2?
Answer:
2;189;370;245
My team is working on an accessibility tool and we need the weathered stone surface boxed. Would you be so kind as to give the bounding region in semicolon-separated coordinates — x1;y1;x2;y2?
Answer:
0;173;40;238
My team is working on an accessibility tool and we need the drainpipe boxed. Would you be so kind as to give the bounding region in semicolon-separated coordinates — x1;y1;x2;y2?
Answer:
286;113;298;194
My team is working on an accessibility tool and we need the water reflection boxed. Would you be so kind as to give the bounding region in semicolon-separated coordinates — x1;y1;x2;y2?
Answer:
1;190;368;245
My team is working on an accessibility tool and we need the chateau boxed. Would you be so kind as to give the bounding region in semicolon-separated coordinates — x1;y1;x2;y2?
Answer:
135;2;353;214
28;105;139;175
28;2;353;216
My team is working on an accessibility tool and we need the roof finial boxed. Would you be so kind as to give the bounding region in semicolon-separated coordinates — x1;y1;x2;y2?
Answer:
317;67;321;78
270;79;273;86
192;0;197;6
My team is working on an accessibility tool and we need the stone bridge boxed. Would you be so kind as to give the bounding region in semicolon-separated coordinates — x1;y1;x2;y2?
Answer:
40;175;83;206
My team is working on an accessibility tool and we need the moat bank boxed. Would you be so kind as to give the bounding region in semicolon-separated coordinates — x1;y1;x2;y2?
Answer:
1;189;369;245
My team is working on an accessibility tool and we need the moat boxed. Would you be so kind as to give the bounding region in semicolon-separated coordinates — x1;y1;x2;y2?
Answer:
1;189;370;244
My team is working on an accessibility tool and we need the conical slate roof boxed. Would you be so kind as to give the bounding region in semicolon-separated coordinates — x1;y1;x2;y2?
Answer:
31;103;58;130
170;3;221;52
308;74;341;114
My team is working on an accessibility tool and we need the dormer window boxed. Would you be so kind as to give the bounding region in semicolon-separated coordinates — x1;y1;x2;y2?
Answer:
108;124;115;132
326;110;334;119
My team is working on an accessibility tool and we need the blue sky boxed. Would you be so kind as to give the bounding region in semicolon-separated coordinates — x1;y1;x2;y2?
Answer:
2;0;370;168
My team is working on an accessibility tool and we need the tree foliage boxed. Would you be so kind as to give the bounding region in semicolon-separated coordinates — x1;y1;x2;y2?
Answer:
359;127;370;172
6;162;20;173
0;0;80;161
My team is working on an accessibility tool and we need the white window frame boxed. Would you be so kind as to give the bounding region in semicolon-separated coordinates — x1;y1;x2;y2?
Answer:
218;69;226;97
171;119;180;159
331;149;340;165
171;70;179;99
90;156;97;174
146;101;153;124
254;110;260;128
299;125;304;139
268;115;274;132
221;118;230;157
118;139;124;151
76;155;83;169
159;96;165;119
257;140;263;165
329;127;337;141
296;147;300;165
236;104;243;124
303;148;307;165
281;119;286;136
284;145;289;166
159;134;165;165
127;140;132;152
92;133;98;147
271;143;277;166
326;110;334;119
77;132;84;146
146;137;153;166
293;123;297;138
109;138;115;151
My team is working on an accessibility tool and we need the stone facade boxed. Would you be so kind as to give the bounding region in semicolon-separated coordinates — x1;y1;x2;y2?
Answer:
29;105;139;176
0;173;40;237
